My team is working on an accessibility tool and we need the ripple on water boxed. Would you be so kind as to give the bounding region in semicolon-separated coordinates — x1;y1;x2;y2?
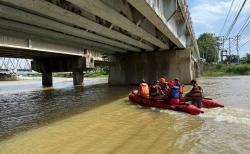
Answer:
199;107;250;127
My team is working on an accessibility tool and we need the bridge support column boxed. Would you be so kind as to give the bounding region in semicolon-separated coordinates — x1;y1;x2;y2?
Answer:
73;71;84;86
32;57;91;87
109;48;194;85
42;71;53;87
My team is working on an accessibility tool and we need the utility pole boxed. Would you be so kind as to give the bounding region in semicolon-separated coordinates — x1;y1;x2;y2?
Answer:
222;36;225;48
236;35;240;64
221;36;225;62
228;37;231;56
228;37;231;63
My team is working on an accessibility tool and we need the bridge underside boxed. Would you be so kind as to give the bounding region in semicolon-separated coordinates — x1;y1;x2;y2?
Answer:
0;0;200;86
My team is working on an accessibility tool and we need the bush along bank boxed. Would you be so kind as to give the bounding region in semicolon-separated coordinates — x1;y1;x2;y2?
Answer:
84;68;109;78
21;68;109;78
202;64;250;76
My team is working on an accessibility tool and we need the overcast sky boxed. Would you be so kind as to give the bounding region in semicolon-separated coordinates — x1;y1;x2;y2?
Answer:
188;0;250;57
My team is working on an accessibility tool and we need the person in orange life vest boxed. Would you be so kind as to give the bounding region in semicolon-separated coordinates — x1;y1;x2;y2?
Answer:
174;78;184;97
159;77;168;95
138;79;150;99
185;80;204;108
166;80;180;105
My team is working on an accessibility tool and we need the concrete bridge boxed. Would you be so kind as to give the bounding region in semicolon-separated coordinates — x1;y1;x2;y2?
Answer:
0;0;199;86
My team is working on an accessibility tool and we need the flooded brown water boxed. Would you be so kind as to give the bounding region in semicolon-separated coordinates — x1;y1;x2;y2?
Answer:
0;76;250;154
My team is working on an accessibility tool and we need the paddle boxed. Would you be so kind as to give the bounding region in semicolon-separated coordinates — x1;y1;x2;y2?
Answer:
204;97;212;100
183;96;212;100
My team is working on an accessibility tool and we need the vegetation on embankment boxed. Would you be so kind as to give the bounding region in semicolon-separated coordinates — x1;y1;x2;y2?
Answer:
202;64;250;76
84;68;109;78
0;73;21;81
22;68;109;78
24;72;71;78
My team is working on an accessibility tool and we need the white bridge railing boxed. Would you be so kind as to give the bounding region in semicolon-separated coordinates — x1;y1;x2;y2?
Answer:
0;58;31;73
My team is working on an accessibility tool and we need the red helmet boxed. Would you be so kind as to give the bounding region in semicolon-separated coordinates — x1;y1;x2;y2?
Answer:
168;80;175;87
160;77;166;84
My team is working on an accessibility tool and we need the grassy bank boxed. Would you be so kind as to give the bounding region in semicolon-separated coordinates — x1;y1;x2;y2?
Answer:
22;68;109;78
84;68;109;78
23;72;72;78
202;64;250;76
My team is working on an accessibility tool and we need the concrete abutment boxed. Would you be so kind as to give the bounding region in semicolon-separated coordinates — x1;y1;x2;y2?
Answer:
109;49;197;85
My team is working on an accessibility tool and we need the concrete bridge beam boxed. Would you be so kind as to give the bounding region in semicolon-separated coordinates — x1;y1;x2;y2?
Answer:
67;0;169;49
163;0;177;21
0;0;153;51
0;18;126;54
177;23;187;38
109;49;195;85
0;4;139;52
128;0;187;48
0;5;129;52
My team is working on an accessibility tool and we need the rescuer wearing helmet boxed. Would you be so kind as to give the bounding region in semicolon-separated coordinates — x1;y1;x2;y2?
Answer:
159;77;168;95
174;78;184;97
150;80;163;100
166;80;180;105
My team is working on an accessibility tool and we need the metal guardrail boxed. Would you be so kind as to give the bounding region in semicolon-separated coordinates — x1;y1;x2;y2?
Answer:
178;0;196;39
178;0;200;58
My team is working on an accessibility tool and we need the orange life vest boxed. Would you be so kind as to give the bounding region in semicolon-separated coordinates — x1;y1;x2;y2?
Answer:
138;83;149;98
179;85;183;94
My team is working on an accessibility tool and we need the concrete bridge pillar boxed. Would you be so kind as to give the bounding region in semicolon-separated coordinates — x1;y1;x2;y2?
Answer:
42;71;53;87
109;48;195;85
73;71;84;86
32;57;89;87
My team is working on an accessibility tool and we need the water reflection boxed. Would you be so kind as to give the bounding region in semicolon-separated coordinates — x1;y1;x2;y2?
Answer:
0;79;133;141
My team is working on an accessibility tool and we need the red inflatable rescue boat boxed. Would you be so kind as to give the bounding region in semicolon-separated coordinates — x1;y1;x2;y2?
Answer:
179;97;224;108
129;90;224;115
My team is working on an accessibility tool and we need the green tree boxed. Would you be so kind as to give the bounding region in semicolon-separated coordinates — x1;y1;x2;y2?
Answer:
225;54;239;63
246;53;250;64
197;33;219;63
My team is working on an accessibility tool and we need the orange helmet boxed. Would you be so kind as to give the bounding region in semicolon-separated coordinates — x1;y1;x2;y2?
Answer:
160;77;166;84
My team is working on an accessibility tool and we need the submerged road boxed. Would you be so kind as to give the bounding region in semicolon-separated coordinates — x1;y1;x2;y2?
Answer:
0;76;250;154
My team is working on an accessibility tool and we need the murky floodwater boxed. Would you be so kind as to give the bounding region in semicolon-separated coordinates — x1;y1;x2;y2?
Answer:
0;76;250;154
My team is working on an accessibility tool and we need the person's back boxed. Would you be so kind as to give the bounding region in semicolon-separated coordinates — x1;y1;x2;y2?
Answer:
174;78;184;96
189;85;203;98
160;83;168;94
164;81;180;104
169;86;180;105
186;83;203;99
150;80;162;100
159;77;168;95
185;80;203;108
150;81;161;96
138;80;149;99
